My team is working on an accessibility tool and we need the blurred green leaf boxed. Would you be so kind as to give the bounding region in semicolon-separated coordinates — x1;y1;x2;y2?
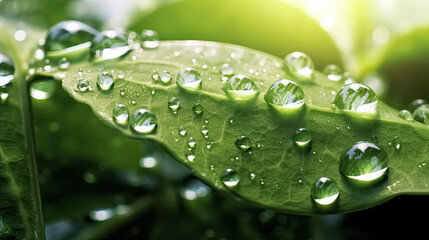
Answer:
44;40;429;214
359;27;429;108
0;21;44;239
128;0;343;69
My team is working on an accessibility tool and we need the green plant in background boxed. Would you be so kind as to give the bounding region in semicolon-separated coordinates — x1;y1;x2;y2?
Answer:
1;0;429;239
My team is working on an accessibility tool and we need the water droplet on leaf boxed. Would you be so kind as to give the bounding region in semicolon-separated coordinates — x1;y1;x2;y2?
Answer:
176;67;202;90
294;128;312;149
409;99;428;113
30;79;57;100
284;52;314;80
413;104;429;124
192;102;203;115
44;20;98;57
333;83;377;114
130;109;157;134
76;78;92;92
112;104;129;125
340;141;388;184
398;110;413;121
323;64;343;81
90;29;131;61
235;136;252;151
179;126;187;136
141;29;160;49
159;71;172;85
264;79;305;111
168;97;180;113
222;74;259;101
311;177;339;206
97;72;114;91
219;63;234;77
221;169;240;188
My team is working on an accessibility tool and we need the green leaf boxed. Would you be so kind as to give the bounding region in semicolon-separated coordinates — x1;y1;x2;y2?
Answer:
47;40;429;214
359;27;429;108
127;0;343;69
0;22;44;238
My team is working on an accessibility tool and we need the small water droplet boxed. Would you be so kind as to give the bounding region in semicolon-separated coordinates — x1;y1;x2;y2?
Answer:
192;102;203;115
159;71;172;85
221;169;240;187
294;128;311;149
333;83;377;114
187;137;196;148
340;141;388;184
117;71;125;79
0;54;14;87
176;67;202;90
168;97;180;114
130;99;137;105
398;110;413;121
284;52;314;80
323;64;343;81
58;57;70;69
413;104;429;124
222;74;260;101
119;88;126;96
343;72;355;85
151;71;159;82
311;177;339;206
130;109;157;134
76;78;92;92
201;125;209;138
235;136;252;151
97;72;114;91
185;148;196;162
264;79;305;111
90;28;131;61
179;126;187;136
249;172;256;180
141;29;159;49
219;63;234;77
112;104;129;125
390;136;401;150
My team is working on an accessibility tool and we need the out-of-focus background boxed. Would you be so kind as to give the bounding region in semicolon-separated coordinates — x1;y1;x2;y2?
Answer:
1;0;429;239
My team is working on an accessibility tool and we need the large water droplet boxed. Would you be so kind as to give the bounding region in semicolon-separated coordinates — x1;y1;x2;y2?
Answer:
192;102;203;115
97;72;114;91
264;79;305;111
90;29;131;61
398;110;413;121
413;104;429;124
323;65;343;81
409;99;428;112
141;29;160;49
0;54;14;87
44;20;98;57
176;67;202;90
284;52;314;80
222;74;259;101
311;177;339;206
168;97;180;114
293;128;311;148
333;83;377;114
130;109;157;134
235;136;252;151
112;104;129;125
220;169;240;187
340;141;388;184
